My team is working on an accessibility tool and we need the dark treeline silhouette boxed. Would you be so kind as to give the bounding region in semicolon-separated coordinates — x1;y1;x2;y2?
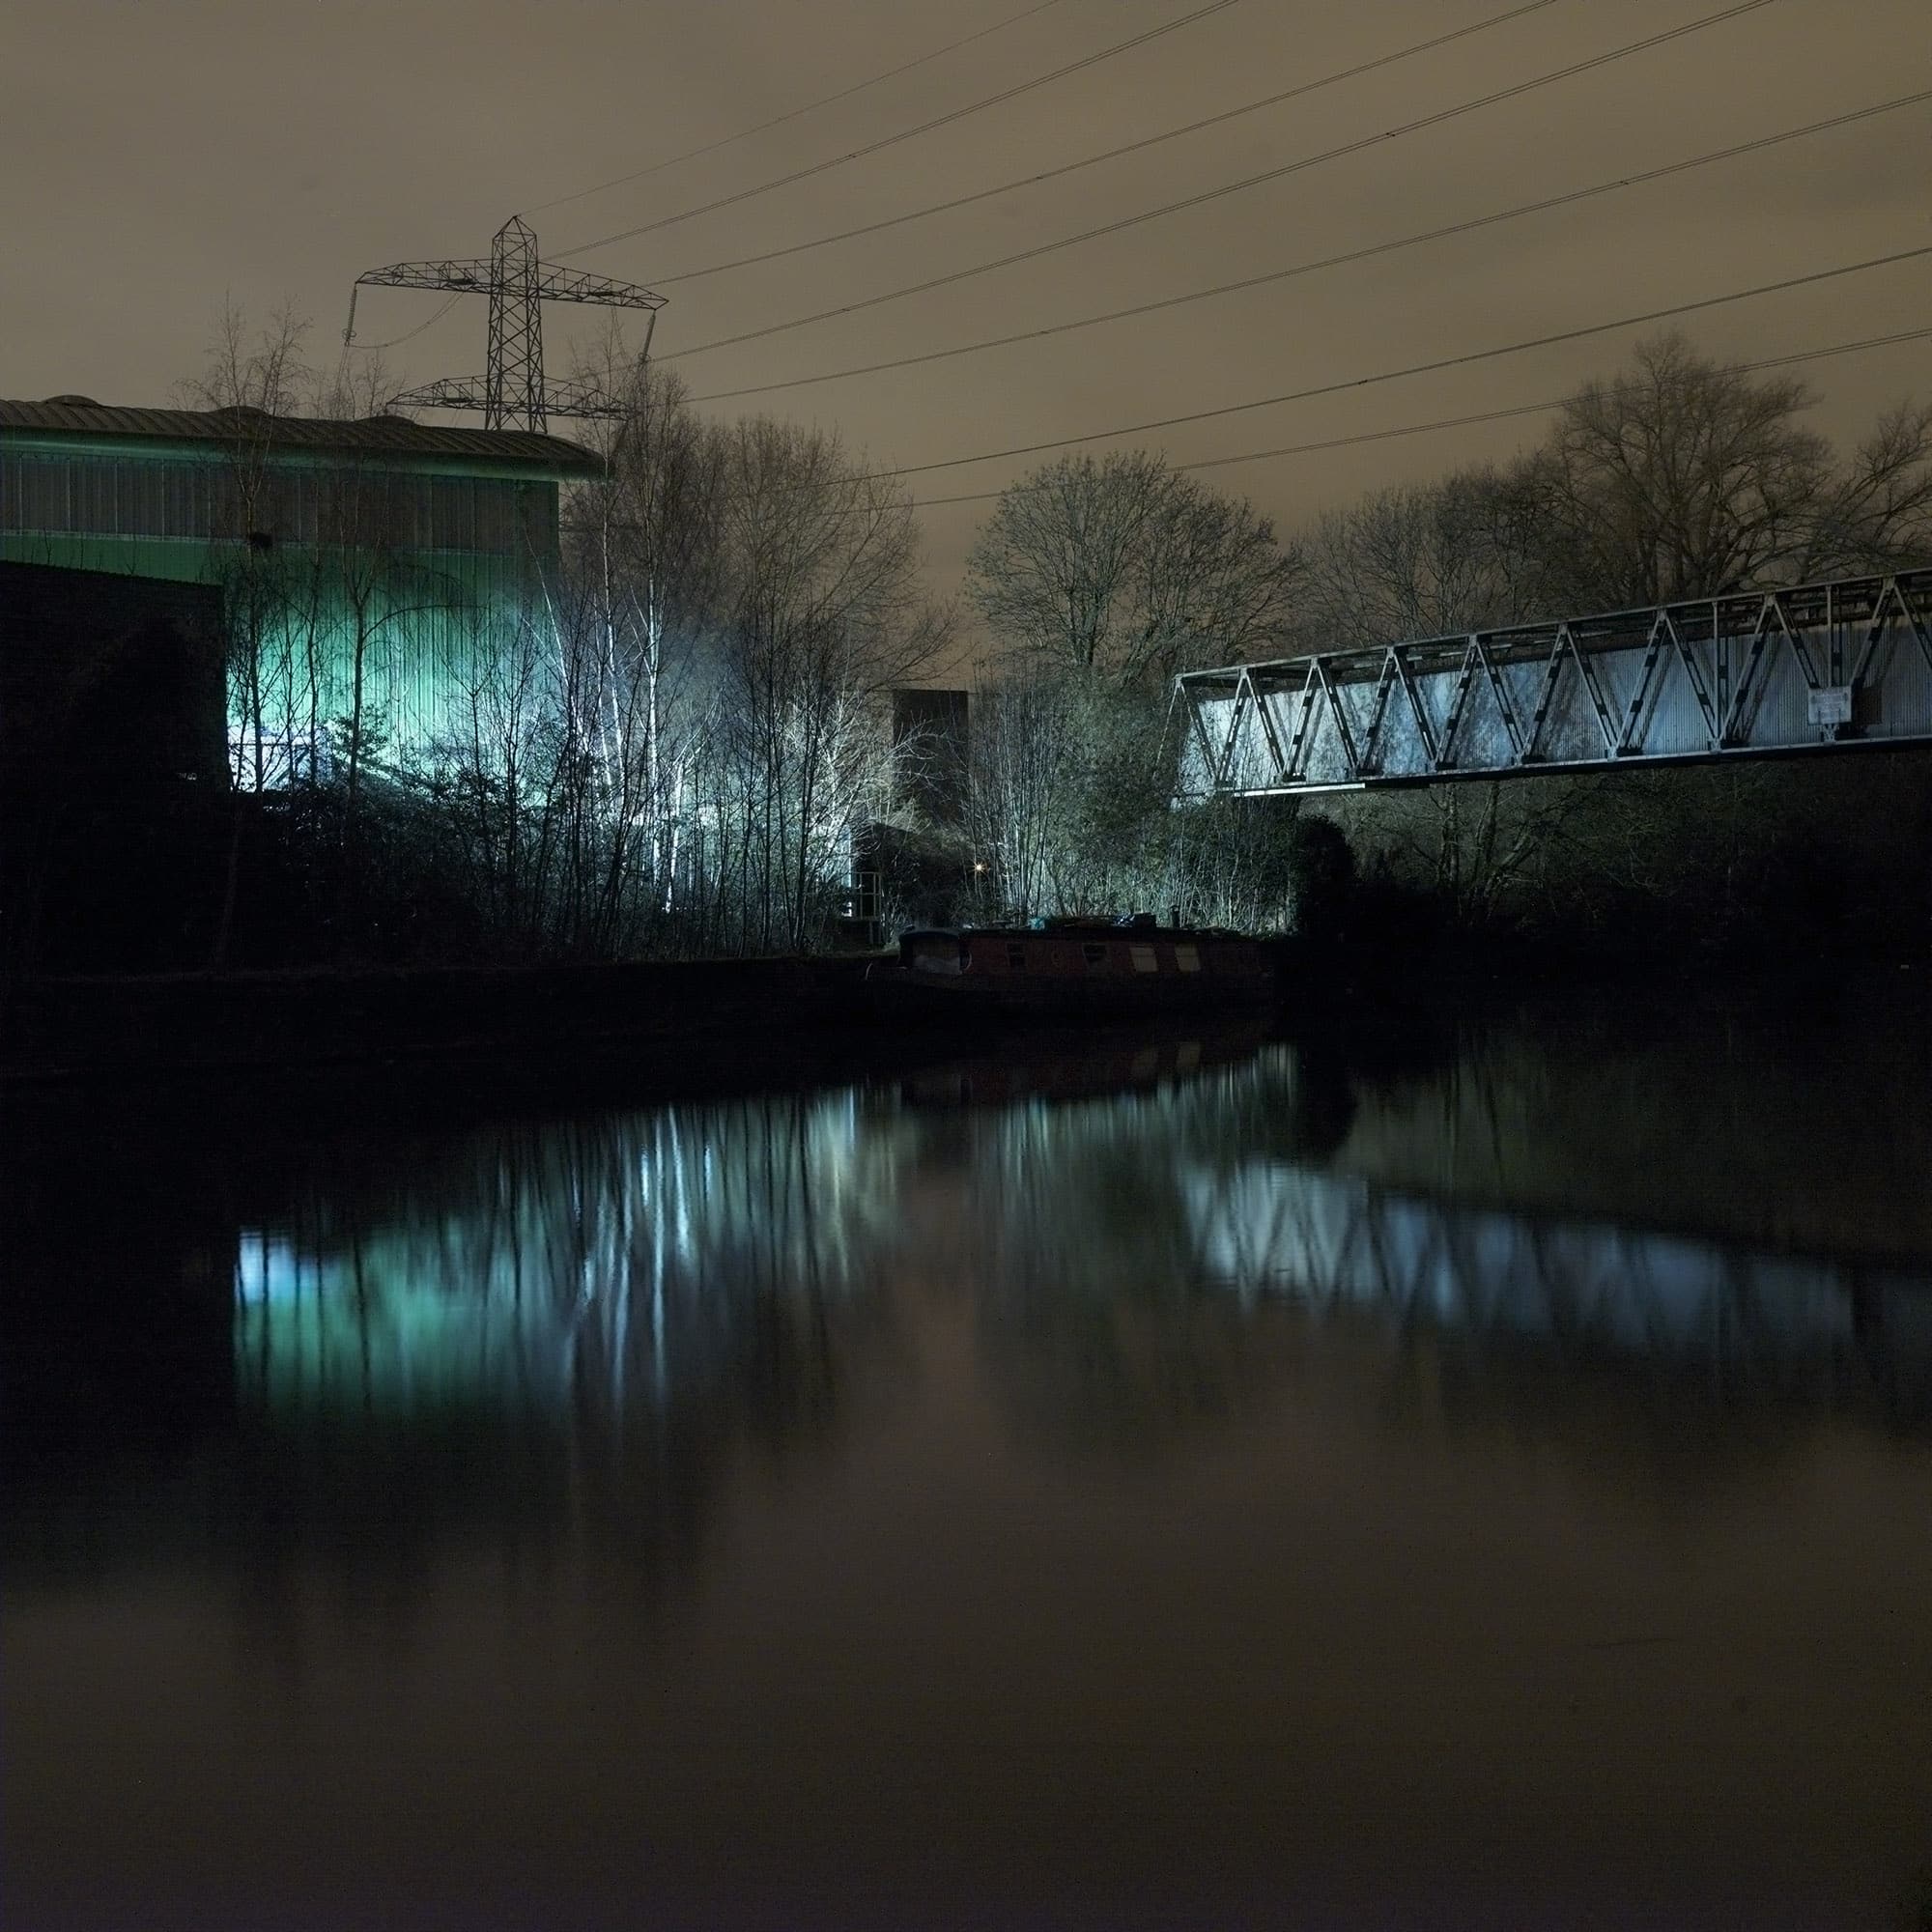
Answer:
962;333;1932;956
25;320;951;971
19;327;1928;971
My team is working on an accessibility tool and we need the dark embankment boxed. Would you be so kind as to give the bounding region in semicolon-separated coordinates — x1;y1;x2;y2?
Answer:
0;955;883;1083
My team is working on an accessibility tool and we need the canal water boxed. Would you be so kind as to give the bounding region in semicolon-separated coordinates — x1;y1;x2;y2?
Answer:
6;977;1931;1929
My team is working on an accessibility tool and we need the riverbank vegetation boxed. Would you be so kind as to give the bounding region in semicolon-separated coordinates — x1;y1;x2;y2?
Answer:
957;333;1932;959
24;327;953;971
16;327;1930;974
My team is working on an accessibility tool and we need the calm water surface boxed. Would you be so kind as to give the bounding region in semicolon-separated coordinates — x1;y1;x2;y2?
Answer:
6;982;1932;1929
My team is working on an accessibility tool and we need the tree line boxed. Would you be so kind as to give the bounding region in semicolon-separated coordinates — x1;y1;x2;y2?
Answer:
59;322;1925;971
960;334;1932;954
172;319;949;966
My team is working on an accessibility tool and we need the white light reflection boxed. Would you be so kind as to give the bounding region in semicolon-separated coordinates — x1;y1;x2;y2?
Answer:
232;1092;901;1419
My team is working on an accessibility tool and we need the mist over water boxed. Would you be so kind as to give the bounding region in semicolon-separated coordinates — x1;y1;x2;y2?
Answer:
6;985;1931;1928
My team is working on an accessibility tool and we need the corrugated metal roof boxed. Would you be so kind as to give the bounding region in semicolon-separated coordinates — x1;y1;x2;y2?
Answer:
0;398;601;472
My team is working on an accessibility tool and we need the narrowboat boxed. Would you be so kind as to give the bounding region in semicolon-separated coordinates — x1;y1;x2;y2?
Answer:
870;915;1276;1016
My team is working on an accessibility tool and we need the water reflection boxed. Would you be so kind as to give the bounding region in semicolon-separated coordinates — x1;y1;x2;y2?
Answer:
1193;1161;1931;1400
232;1093;904;1424
923;1045;1932;1456
7;1009;1931;1605
9;1003;1932;1926
93;1026;1876;1541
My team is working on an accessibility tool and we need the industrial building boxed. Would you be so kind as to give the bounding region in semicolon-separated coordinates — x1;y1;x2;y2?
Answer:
0;395;600;786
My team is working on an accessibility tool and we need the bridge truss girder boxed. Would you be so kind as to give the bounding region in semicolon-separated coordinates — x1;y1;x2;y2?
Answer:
1175;569;1932;797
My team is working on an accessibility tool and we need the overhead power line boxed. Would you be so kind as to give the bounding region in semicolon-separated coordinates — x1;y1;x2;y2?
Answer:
905;326;1932;508
664;0;1784;361
688;90;1932;400
1177;329;1932;476
522;0;1072;218
554;0;1252;261
862;246;1932;483
651;0;1567;288
345;291;464;353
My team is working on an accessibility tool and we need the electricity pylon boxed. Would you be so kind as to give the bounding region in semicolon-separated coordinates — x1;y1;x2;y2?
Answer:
345;215;666;431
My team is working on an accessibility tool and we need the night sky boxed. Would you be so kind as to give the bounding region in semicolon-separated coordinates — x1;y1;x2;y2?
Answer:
8;0;1928;623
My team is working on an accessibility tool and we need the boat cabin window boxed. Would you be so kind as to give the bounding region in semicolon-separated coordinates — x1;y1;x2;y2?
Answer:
1082;943;1106;966
1129;944;1157;973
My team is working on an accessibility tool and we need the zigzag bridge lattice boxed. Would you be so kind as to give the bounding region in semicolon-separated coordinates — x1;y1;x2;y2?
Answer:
1174;567;1932;796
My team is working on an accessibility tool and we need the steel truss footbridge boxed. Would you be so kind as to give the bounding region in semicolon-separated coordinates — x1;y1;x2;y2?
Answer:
1175;567;1932;797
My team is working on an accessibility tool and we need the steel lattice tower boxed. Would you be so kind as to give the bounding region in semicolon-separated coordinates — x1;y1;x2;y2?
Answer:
347;216;666;431
484;216;545;432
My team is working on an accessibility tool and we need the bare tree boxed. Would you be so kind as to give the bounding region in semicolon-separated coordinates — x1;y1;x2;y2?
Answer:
312;345;404;423
1300;345;1930;653
180;304;433;805
177;298;312;466
421;602;552;953
1526;332;1834;606
178;301;316;792
707;418;952;952
178;303;322;962
967;674;1077;920
1297;464;1558;650
967;451;1302;686
1807;399;1932;577
564;345;726;946
393;383;950;961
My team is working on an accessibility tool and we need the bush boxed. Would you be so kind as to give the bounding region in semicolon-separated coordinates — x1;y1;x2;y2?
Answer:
1285;815;1355;941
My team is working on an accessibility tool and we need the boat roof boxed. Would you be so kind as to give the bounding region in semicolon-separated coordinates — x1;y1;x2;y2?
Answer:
903;923;1252;942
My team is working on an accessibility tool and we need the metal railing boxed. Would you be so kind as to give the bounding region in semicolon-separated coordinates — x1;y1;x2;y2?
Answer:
1175;568;1932;796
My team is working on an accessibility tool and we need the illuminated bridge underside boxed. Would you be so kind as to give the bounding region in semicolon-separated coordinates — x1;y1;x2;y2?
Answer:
1177;568;1932;796
1187;1162;1932;1402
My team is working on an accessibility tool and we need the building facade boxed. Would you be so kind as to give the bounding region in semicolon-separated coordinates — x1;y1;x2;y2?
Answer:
0;396;599;786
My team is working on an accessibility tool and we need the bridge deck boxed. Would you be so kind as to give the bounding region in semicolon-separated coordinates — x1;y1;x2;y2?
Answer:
1175;568;1932;796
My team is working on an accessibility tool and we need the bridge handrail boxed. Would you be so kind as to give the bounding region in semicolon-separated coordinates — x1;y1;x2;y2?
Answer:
1176;566;1932;694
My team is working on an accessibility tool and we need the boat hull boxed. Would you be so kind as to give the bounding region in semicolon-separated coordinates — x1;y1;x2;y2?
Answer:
871;923;1278;1019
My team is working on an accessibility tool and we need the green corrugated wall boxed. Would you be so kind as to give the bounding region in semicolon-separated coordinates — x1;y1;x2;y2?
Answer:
1;435;565;785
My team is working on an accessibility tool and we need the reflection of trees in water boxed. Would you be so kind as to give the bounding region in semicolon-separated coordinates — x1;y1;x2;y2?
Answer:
238;1092;906;1421
202;1092;913;1634
956;1052;1334;1449
1343;977;1932;1264
12;1021;1930;1615
1368;1327;1829;1500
